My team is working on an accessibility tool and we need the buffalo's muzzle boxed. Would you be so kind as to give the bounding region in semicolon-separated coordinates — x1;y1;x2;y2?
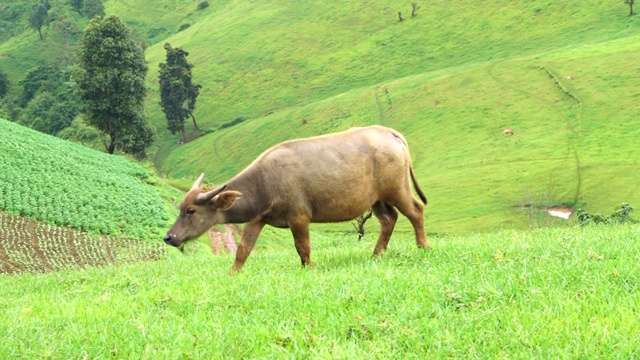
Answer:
163;234;173;244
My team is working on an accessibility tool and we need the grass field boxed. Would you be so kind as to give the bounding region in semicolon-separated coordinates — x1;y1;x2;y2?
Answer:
1;224;638;358
2;0;639;234
1;3;640;356
138;0;640;234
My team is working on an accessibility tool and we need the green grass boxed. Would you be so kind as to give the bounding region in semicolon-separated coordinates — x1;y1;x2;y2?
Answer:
1;224;638;358
140;0;640;234
2;0;640;234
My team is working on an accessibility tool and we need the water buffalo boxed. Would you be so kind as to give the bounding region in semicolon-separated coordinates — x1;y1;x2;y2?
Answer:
164;125;430;273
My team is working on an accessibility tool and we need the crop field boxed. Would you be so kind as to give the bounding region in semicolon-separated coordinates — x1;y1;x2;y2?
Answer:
0;118;168;240
0;213;165;275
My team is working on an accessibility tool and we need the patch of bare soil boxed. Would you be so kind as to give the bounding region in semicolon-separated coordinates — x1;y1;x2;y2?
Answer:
0;213;165;275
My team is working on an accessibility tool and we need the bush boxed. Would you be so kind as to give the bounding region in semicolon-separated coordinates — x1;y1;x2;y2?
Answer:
177;23;190;32
577;203;637;226
197;1;209;10
218;116;247;130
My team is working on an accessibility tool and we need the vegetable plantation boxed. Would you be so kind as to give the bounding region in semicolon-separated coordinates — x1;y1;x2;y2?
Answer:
0;118;167;240
0;213;165;275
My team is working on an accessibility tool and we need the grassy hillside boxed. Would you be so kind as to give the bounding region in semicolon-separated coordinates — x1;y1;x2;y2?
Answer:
2;0;639;235
137;0;640;234
1;224;638;358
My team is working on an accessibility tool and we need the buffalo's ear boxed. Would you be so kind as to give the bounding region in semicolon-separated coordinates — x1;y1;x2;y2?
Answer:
213;191;242;210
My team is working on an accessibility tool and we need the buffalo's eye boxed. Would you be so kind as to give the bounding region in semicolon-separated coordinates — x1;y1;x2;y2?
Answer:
186;208;196;215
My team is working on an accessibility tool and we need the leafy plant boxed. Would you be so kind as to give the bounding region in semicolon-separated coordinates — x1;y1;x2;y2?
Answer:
0;118;167;240
576;203;637;226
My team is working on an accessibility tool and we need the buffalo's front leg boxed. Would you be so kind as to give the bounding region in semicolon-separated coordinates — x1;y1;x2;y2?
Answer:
229;221;265;275
289;217;312;267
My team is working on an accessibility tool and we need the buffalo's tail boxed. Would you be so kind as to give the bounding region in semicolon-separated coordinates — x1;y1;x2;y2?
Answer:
410;166;427;205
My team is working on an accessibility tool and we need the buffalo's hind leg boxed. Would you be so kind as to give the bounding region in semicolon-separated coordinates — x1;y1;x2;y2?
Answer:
289;216;312;268
372;201;399;255
392;196;431;250
230;221;265;275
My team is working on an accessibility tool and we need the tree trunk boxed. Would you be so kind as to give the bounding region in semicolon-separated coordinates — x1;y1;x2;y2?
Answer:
37;27;43;40
631;3;634;16
188;111;199;130
107;136;116;154
181;128;187;144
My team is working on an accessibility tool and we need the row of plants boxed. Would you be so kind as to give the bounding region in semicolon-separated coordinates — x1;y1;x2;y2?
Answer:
0;213;165;274
0;119;167;240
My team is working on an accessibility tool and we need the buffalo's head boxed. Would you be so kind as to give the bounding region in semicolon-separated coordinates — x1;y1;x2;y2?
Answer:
164;173;241;248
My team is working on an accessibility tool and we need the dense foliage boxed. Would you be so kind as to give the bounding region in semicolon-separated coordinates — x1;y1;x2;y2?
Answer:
0;118;167;239
158;43;201;142
14;65;80;134
577;203;638;226
0;67;7;99
74;15;152;155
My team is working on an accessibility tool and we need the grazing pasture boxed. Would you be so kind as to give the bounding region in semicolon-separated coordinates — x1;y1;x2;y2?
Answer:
0;225;638;358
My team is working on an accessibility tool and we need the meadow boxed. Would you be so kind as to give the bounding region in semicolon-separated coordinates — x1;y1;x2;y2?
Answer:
2;0;640;234
1;1;640;357
1;224;638;358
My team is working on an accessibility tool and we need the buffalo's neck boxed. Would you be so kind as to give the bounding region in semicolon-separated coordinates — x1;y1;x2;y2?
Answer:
223;169;267;224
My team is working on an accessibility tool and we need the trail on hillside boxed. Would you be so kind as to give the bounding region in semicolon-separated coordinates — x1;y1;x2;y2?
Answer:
487;60;584;206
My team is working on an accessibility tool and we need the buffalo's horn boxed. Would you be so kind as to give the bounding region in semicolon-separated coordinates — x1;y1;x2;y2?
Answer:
196;184;228;204
191;173;205;191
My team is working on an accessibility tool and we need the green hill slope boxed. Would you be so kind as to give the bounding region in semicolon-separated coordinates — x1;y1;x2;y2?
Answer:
141;0;639;234
154;41;640;234
2;0;639;235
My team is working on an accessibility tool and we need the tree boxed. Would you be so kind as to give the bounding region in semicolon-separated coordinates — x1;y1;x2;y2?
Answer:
18;64;63;107
74;16;150;155
625;0;635;16
0;67;8;99
49;16;80;67
29;0;51;40
68;0;83;16
158;43;201;143
411;3;420;17
84;0;105;19
19;91;75;135
16;66;80;135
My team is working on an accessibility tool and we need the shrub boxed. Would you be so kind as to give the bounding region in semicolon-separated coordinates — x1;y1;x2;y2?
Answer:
218;116;247;130
197;1;209;10
577;203;637;226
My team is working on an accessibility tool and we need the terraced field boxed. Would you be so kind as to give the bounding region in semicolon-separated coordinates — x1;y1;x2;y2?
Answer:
0;213;165;275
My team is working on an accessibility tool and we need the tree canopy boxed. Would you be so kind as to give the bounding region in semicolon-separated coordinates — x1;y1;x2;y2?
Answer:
29;0;51;40
0;68;8;99
84;0;105;19
74;15;153;155
158;43;201;143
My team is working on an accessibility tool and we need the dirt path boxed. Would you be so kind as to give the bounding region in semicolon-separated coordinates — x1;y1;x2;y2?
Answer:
486;60;584;206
